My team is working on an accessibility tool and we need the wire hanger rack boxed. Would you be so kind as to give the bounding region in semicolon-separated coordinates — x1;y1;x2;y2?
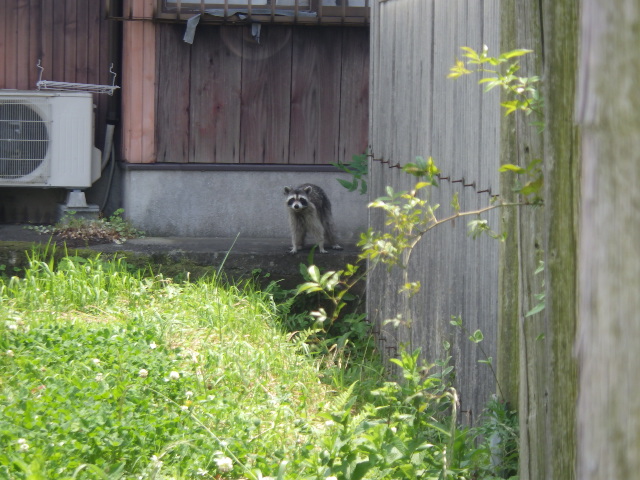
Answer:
36;60;120;96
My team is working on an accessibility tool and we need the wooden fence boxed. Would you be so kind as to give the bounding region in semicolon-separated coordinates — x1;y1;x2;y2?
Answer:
367;0;501;423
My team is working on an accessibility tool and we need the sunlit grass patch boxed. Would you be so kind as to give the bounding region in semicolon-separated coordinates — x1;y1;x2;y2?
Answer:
0;252;331;479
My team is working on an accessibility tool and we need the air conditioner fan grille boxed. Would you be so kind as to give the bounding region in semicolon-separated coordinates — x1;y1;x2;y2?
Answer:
0;101;50;180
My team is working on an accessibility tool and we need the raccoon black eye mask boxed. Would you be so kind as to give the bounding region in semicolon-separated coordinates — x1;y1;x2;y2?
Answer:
284;184;343;254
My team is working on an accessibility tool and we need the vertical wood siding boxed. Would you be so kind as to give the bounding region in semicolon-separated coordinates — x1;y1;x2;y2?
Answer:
368;0;501;422
0;0;114;151
156;24;369;164
122;0;157;164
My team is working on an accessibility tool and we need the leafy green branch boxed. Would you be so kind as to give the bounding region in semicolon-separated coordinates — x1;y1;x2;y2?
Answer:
449;45;543;119
358;156;530;274
450;45;545;203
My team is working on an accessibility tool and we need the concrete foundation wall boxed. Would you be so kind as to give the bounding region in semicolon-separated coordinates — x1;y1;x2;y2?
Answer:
121;169;369;241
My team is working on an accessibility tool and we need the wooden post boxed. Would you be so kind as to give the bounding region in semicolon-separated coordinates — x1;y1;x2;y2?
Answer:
121;0;156;163
577;0;640;478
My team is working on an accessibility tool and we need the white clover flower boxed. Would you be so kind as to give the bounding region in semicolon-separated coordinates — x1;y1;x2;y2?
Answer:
139;368;149;378
180;405;189;411
150;455;163;468
169;371;180;380
324;420;335;428
17;439;29;451
6;350;14;357
196;468;208;476
92;358;100;365
149;342;157;349
185;391;193;399
7;323;17;330
214;456;233;473
95;373;104;382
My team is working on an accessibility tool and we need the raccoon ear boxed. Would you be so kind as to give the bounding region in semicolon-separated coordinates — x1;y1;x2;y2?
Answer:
284;186;292;194
303;186;313;194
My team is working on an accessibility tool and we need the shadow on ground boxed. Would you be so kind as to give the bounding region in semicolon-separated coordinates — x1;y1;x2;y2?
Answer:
0;224;362;292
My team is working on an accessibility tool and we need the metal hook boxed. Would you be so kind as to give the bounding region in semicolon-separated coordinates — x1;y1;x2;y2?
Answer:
109;64;118;88
36;59;44;84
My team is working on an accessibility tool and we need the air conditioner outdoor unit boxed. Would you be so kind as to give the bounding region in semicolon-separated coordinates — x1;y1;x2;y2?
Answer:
0;90;101;188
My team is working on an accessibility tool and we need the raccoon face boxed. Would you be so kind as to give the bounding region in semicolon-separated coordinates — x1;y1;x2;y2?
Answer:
284;186;312;211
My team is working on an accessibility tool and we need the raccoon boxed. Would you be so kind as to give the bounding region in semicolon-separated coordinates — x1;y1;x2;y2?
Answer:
284;184;343;254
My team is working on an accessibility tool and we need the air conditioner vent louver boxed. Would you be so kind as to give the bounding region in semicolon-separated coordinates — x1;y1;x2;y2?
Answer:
0;90;102;188
0;100;51;180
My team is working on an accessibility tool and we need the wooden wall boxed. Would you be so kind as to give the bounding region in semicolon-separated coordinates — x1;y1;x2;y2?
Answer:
368;0;501;423
0;0;116;152
155;24;369;165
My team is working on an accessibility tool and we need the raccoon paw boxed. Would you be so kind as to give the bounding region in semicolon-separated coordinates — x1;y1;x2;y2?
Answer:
289;246;300;254
332;244;343;251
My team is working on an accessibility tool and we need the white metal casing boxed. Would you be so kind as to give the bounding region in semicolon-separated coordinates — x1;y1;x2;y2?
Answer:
0;90;101;188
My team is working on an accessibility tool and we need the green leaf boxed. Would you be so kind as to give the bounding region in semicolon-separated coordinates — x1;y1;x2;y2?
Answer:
526;302;545;317
469;329;484;343
307;265;320;283
338;178;357;191
519;176;544;196
525;158;543;173
451;192;460;213
448;59;472;78
499;48;533;60
499;164;526;174
296;282;319;294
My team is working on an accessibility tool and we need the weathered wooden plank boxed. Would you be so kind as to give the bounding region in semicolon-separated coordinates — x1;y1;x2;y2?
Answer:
74;0;89;84
87;0;101;83
156;24;191;163
140;0;156;163
120;0;157;164
190;26;242;164
122;0;144;162
51;0;66;82
16;0;32;88
40;0;54;87
289;27;342;165
88;0;108;149
17;0;32;89
0;1;6;87
26;0;41;88
499;1;551;478
338;28;369;164
577;8;640;480
240;26;292;163
63;0;78;82
3;0;19;88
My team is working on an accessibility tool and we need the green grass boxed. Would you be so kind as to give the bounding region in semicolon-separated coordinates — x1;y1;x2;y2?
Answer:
0;251;518;480
0;252;336;479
